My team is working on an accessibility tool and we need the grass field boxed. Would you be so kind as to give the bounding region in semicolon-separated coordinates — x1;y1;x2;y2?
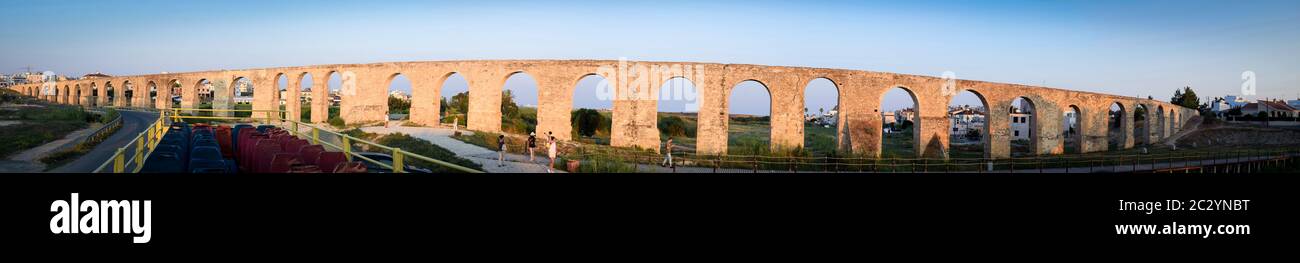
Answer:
0;104;92;157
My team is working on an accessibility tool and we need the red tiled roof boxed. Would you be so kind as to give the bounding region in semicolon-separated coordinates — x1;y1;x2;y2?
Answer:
1259;100;1297;111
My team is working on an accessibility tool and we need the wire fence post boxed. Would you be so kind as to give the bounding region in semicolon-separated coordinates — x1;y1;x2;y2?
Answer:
113;148;125;173
342;136;352;162
393;148;404;173
134;138;145;172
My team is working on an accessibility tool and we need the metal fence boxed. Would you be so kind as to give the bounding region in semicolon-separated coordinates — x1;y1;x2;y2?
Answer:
92;108;482;173
557;146;1299;173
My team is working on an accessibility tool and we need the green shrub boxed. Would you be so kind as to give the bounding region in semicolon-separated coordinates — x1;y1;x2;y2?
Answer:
329;116;346;128
658;115;695;137
571;108;605;138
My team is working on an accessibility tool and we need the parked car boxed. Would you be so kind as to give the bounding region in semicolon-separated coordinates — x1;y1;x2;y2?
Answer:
354;152;433;173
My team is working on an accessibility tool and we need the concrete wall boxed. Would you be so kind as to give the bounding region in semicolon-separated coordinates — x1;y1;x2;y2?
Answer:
15;59;1200;159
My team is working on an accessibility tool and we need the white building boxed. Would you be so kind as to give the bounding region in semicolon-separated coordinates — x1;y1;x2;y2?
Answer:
389;91;411;101
1242;100;1299;118
948;107;985;142
1210;97;1233;116
1010;113;1032;140
1223;95;1250;108
1063;111;1078;139
895;108;915;124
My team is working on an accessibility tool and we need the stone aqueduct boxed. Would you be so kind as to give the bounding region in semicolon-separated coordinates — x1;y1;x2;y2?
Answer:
11;60;1197;159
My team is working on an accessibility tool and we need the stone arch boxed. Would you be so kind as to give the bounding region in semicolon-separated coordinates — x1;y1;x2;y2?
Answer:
382;72;413;125
104;81;116;106
432;71;468;127
168;79;183;109
801;77;843;155
947;88;992;159
74;84;83;106
122;80;135;107
1007;96;1039;157
569;73;615;145
877;85;921;158
1063;104;1083;154
146;81;158;109
654;76;699;154
498;70;540;135
1107;102;1130;150
1156;105;1166;140
724;79;776;155
1133;103;1151;145
274;72;288;112
60;85;69;104
1168;108;1177;134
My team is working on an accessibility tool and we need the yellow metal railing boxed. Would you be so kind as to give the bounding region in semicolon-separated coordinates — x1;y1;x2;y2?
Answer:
94;110;169;173
94;108;482;173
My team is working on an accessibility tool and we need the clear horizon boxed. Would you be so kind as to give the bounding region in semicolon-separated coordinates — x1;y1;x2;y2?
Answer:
4;0;1298;116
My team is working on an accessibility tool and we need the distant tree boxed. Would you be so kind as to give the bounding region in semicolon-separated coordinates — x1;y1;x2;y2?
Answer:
1179;87;1199;109
1170;86;1200;109
658;115;691;137
388;95;410;114
449;92;470;115
501;90;519;119
572;108;603;137
1134;106;1147;121
439;97;447;114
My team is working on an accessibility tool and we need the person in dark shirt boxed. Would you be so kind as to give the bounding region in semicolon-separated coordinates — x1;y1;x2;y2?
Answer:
527;132;537;162
497;134;507;167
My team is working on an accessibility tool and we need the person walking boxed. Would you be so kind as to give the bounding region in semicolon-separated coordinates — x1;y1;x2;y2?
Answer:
497;134;507;167
527;132;537;162
383;108;390;128
661;137;674;168
547;136;558;173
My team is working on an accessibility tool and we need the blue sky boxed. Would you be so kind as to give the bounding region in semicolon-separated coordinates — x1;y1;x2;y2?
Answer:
4;0;1298;115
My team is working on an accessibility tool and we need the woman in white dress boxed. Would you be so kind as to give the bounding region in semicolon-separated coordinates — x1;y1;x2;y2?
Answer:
547;136;558;173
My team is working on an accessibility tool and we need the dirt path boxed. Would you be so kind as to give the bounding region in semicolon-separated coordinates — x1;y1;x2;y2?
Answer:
0;122;101;172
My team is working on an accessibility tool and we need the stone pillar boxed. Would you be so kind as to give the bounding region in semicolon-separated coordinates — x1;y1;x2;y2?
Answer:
342;70;387;126
692;64;729;155
408;71;437;127
78;85;90;106
534;73;574;142
181;79;198;114
286;73;302;123
311;72;327;124
156;80;172;110
466;70;503;133
1031;97;1064;156
251;74;277;122
1140;104;1156;145
1080;105;1108;153
839;75;878;158
212;77;232;117
987;96;1012;159
97;83;108;107
1118;102;1135;149
768;79;804;153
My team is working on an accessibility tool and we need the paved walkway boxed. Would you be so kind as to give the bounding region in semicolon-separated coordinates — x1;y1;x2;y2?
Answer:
358;125;565;173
